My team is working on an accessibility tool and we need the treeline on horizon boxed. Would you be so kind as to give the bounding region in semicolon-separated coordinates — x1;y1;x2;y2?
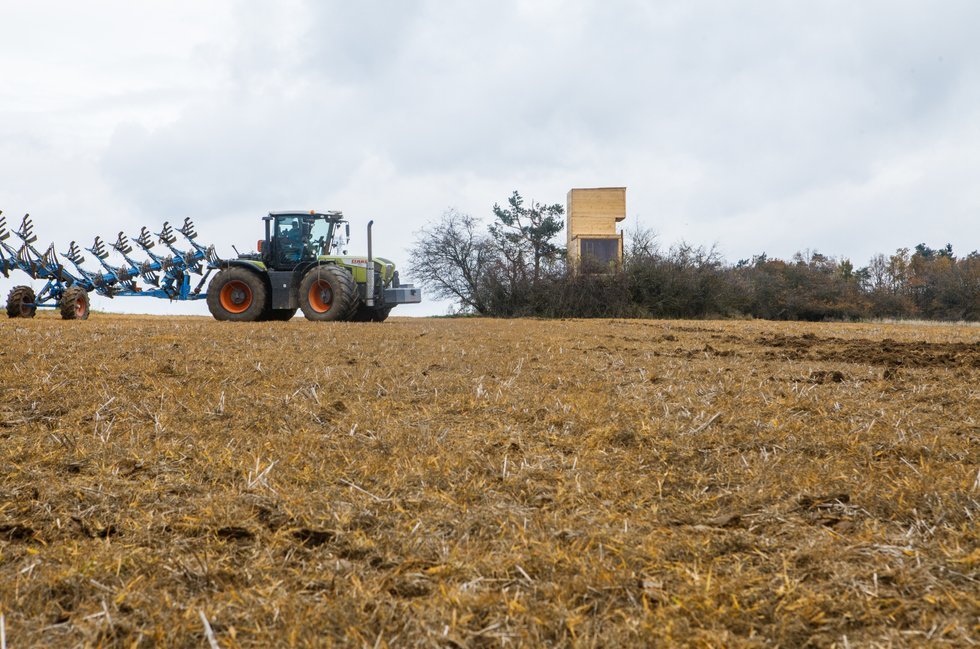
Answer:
410;193;980;322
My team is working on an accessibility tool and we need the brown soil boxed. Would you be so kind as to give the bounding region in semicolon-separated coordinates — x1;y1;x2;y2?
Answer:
756;333;979;368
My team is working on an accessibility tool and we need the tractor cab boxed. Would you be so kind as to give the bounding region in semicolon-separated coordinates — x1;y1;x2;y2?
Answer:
262;211;349;270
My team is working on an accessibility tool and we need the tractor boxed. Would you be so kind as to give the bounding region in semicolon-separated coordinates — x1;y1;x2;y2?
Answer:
207;211;420;322
0;209;420;321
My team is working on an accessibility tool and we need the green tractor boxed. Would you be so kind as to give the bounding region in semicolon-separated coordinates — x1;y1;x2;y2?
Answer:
207;211;420;322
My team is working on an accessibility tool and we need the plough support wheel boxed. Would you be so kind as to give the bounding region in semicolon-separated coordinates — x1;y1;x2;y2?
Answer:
59;286;90;320
6;285;37;319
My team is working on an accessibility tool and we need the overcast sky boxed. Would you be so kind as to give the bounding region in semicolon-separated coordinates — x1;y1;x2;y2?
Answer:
1;0;978;316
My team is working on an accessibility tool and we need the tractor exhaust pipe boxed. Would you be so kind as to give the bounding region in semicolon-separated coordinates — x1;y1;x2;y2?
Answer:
366;220;375;307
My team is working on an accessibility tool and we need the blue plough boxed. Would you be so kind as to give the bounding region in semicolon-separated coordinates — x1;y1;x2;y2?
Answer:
0;211;220;319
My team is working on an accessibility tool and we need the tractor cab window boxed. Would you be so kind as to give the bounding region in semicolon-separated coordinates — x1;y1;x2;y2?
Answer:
274;216;306;266
308;218;335;257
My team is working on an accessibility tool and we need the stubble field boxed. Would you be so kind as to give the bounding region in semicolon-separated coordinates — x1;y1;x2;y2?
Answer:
0;314;977;647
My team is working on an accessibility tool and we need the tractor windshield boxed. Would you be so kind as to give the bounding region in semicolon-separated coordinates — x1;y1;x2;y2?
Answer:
308;217;335;256
271;214;342;267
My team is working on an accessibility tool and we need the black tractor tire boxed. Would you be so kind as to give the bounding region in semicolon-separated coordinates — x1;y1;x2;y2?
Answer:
298;265;357;322
59;286;91;320
267;308;298;321
206;267;269;322
6;286;37;319
350;303;393;322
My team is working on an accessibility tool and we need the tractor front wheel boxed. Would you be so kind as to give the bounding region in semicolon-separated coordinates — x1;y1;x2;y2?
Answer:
299;265;356;322
207;268;268;322
6;286;37;319
350;303;393;322
59;286;90;320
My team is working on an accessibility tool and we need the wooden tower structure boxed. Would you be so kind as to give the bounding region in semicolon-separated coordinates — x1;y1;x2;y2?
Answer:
566;187;626;267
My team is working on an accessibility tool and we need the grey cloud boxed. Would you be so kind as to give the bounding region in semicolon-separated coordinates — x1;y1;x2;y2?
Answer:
302;0;424;81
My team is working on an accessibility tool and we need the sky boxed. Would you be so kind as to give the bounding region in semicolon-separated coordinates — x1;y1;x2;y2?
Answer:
1;0;978;317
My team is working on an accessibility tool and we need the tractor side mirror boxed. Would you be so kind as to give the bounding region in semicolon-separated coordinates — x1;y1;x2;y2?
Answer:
345;224;350;239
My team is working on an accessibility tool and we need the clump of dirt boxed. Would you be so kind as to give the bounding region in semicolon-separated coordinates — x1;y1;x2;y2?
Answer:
758;333;979;368
809;370;847;383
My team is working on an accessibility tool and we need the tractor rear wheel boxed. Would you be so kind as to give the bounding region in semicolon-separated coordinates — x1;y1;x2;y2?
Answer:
267;308;297;321
207;268;268;322
6;286;37;319
59;286;90;320
299;265;356;322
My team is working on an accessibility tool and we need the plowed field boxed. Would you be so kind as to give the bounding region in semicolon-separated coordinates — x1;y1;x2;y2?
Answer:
1;315;977;647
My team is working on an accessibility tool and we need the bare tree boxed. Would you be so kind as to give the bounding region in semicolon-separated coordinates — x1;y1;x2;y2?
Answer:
861;254;890;292
623;219;658;263
409;209;492;314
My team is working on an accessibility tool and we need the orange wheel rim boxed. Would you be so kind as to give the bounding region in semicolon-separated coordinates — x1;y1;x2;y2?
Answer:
308;280;333;313
219;280;253;314
75;297;87;318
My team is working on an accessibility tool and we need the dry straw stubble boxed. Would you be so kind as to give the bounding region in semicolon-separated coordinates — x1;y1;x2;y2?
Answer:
0;314;977;647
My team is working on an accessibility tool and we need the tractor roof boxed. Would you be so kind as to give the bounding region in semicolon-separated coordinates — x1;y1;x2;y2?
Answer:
265;211;344;220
